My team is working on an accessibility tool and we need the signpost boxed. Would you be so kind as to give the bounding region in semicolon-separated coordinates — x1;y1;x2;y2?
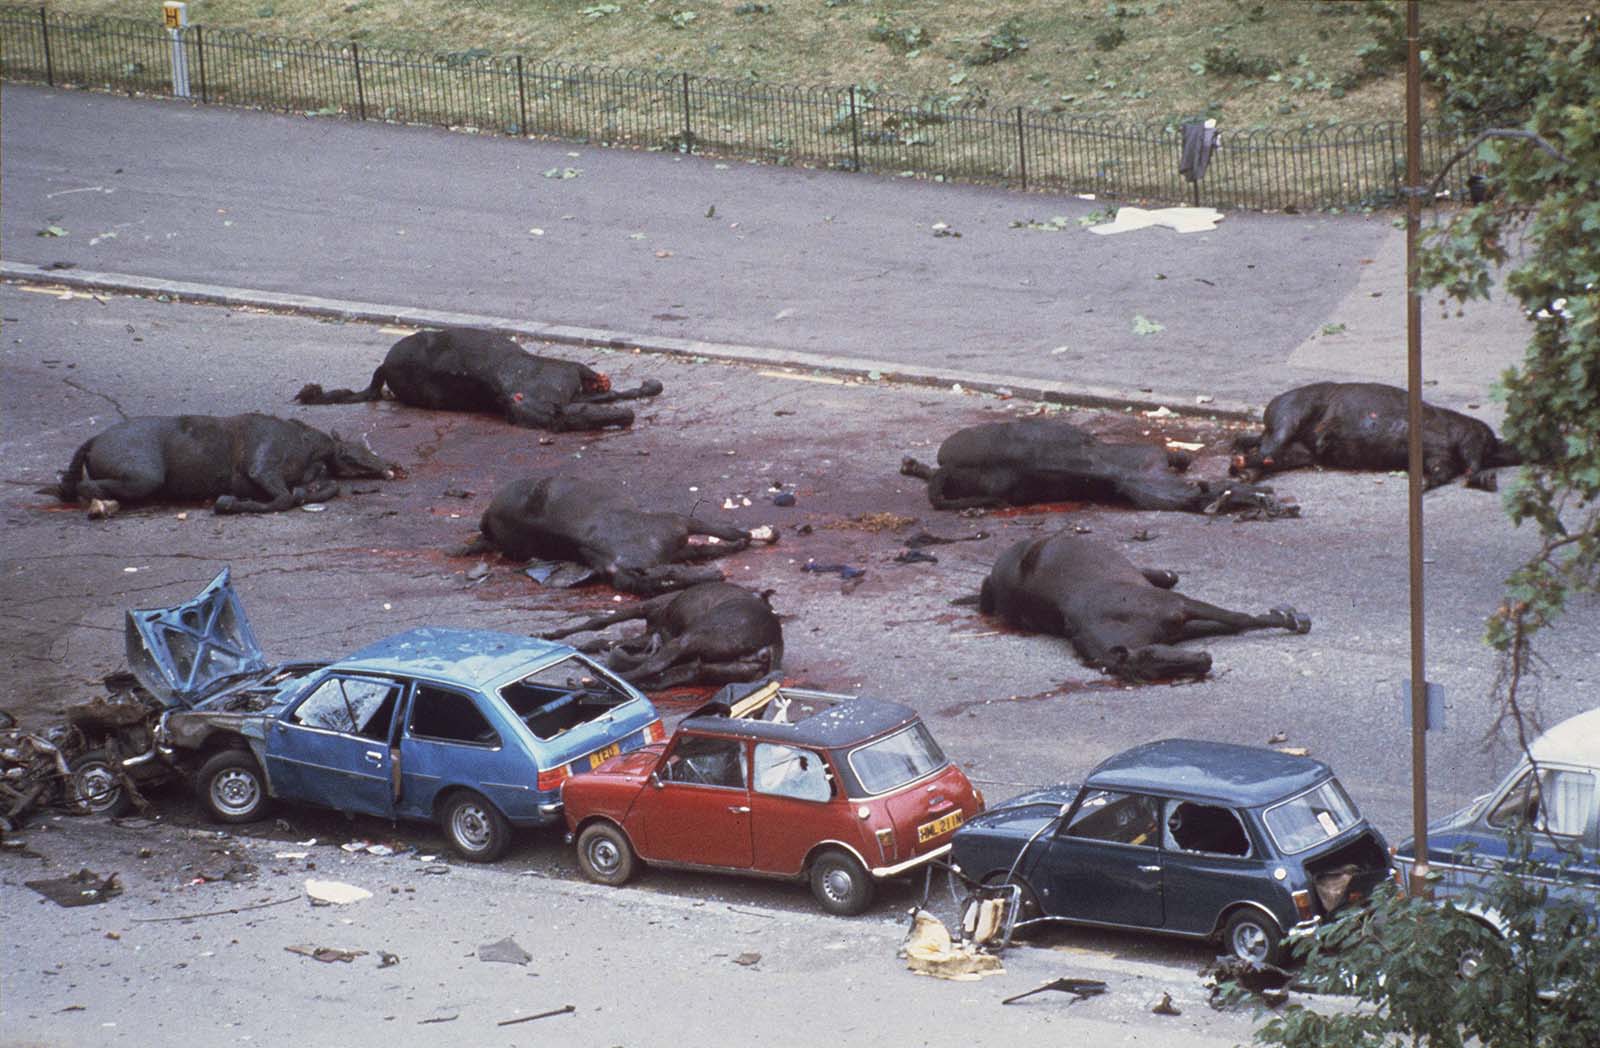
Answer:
164;2;190;99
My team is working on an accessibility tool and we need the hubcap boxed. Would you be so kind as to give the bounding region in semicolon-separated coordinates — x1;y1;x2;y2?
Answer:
822;866;854;902
452;803;491;851
212;768;260;816
588;836;620;874
1458;948;1483;980
74;764;120;812
1232;922;1270;964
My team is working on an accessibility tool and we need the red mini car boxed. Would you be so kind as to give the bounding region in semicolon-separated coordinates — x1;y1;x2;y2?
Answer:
562;681;984;914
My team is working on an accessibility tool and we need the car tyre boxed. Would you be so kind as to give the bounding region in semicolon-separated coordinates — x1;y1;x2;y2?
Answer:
440;791;511;863
576;822;638;886
195;750;268;824
809;849;873;916
1223;909;1284;967
68;749;132;818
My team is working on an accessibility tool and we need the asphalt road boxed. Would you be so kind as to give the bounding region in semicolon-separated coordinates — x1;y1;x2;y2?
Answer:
2;80;1595;1048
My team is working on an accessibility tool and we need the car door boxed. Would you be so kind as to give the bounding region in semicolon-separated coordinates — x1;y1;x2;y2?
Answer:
1157;798;1262;935
749;742;837;875
629;732;753;868
264;673;400;819
1034;788;1164;928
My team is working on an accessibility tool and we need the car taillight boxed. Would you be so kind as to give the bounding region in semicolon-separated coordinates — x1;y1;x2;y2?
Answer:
1292;889;1315;921
875;827;896;863
645;719;666;743
537;764;570;792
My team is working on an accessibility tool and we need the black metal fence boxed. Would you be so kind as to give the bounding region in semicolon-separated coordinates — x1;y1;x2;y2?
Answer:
0;4;1467;211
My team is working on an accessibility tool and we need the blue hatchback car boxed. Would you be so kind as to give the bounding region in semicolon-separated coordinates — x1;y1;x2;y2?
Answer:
139;570;663;861
949;739;1391;965
1392;707;1599;973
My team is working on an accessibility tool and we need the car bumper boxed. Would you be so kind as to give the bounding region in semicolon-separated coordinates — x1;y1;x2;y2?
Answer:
871;843;952;879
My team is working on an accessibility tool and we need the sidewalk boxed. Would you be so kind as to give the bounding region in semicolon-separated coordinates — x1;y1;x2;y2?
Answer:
1;83;1529;422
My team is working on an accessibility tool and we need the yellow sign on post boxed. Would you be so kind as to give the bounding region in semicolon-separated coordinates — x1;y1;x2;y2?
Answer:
163;2;186;29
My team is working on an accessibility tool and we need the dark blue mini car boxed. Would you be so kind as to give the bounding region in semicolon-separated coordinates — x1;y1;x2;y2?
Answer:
949;739;1390;964
138;570;663;861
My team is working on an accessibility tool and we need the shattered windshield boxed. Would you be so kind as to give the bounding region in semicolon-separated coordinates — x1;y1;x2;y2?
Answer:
848;721;947;795
1263;779;1361;854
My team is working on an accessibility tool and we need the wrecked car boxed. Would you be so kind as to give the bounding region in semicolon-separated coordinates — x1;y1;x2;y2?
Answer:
1392;706;1599;975
949;739;1390;965
563;679;984;915
135;569;663;861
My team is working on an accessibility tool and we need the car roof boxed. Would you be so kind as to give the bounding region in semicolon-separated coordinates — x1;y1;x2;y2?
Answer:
1530;706;1600;766
333;627;572;689
1085;739;1332;807
681;696;919;749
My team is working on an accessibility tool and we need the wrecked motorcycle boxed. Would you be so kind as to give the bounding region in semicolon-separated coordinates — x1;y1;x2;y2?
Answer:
0;676;170;830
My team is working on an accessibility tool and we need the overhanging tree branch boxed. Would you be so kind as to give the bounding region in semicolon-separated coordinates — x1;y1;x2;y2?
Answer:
1427;128;1572;196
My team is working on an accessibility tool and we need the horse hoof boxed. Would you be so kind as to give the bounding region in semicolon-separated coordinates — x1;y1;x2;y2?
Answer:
86;498;120;520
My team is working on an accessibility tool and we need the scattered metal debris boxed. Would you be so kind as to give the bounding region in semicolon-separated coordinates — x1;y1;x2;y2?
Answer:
478;936;531;965
286;944;367;963
1002;977;1109;1006
25;868;122;907
497;1004;575;1027
131;896;298;924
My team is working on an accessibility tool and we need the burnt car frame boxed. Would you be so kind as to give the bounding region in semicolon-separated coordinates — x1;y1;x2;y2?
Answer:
949;739;1390;965
562;680;984;915
132;570;663;861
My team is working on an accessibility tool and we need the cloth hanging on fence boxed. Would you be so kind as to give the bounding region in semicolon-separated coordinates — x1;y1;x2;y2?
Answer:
1179;120;1219;183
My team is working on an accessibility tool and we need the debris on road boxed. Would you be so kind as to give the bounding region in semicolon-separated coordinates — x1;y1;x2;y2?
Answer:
1152;991;1182;1015
1001;977;1109;1006
900;910;1003;981
802;560;865;579
286;944;368;964
25;868;122;907
478;936;532;965
305;879;372;906
497;1004;575;1027
733;952;761;967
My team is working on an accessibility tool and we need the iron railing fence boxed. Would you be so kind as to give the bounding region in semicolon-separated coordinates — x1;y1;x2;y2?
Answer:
0;5;1470;211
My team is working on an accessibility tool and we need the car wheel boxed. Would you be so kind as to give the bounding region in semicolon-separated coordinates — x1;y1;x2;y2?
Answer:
68;749;132;818
809;849;873;916
576;822;638;886
440;791;511;863
195;750;268;824
1223;909;1284;966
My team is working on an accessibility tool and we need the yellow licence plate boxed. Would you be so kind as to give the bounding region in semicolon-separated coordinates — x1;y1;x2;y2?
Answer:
917;810;965;844
587;743;621;770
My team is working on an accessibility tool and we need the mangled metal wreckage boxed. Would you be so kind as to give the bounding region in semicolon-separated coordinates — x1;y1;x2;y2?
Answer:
127;569;664;860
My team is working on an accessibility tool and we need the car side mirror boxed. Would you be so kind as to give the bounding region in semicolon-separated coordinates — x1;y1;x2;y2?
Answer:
1057;803;1072;820
649;771;663;789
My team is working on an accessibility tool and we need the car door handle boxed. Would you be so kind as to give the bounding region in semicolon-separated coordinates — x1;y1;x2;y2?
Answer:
1137;864;1160;872
364;751;384;765
727;805;751;814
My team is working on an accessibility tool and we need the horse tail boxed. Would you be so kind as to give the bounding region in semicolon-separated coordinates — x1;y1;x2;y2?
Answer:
55;437;96;502
295;365;387;405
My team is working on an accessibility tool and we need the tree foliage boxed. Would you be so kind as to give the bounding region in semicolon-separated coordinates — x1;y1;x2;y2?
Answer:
1411;12;1600;714
1239;832;1600;1048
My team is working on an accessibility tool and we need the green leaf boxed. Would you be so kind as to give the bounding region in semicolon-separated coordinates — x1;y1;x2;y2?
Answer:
1132;315;1164;335
37;225;68;237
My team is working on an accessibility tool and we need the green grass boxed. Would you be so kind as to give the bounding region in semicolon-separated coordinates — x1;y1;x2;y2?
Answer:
33;0;1582;131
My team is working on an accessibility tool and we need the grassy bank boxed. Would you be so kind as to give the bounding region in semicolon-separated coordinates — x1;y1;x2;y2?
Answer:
34;1;1579;130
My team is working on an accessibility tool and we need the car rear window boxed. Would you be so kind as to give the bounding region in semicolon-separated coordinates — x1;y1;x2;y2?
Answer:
1263;779;1361;854
500;656;636;741
847;722;946;795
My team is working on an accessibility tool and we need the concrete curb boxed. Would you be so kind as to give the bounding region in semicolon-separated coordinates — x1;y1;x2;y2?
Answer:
1;261;1261;422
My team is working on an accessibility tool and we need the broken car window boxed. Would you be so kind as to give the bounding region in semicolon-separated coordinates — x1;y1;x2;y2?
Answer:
848;722;946;795
293;677;398;740
501;655;633;741
1066;790;1160;847
408;685;499;747
663;734;747;789
753;743;832;802
1163;799;1251;857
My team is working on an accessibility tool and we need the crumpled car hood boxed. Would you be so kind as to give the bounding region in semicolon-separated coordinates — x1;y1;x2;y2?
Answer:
125;568;268;708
